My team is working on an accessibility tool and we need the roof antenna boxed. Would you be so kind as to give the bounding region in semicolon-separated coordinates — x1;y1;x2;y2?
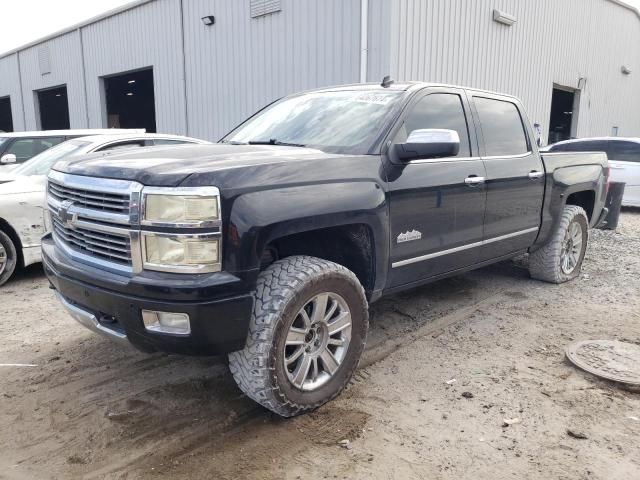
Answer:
381;75;394;88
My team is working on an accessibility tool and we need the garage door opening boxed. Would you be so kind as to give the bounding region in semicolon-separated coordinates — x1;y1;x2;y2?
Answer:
38;86;70;130
0;97;13;132
104;68;156;133
548;87;577;144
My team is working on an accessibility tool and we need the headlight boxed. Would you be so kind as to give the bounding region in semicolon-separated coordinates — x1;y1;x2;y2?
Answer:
142;233;221;273
142;187;220;227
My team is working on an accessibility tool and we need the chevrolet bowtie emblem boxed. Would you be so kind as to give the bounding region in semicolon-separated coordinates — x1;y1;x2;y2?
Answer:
58;200;78;229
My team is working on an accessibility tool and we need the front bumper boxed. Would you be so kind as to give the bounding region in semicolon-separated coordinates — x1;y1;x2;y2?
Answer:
42;235;255;355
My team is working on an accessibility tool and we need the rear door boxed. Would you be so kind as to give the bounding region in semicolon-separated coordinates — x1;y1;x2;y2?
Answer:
386;88;487;287
607;140;640;206
471;95;544;261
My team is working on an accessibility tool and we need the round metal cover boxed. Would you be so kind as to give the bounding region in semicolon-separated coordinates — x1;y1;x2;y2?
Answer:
566;340;640;386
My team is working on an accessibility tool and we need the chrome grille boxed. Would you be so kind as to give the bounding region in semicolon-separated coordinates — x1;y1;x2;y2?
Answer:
48;180;130;214
52;216;132;265
47;170;142;275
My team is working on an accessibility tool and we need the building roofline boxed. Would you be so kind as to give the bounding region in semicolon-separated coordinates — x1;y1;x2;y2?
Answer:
1;0;639;61
0;0;154;60
608;0;640;19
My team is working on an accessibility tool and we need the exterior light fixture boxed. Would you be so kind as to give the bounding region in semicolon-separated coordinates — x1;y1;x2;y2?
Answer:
128;80;136;84
493;9;516;26
578;77;587;90
201;15;215;26
126;92;134;96
621;66;632;75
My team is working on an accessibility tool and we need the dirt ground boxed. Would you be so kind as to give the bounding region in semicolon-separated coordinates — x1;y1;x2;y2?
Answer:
1;210;639;480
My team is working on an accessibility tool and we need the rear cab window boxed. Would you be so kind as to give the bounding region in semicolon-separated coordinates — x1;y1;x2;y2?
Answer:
474;97;530;157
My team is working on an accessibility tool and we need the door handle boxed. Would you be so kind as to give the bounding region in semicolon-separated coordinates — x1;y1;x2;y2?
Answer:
528;171;544;180
464;176;486;186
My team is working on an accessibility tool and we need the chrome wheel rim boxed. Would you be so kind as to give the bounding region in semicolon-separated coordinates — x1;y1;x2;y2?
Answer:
560;221;583;274
0;244;6;276
284;292;352;391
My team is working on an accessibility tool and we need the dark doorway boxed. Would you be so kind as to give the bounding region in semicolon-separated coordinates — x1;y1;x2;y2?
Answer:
0;97;13;132
104;68;156;133
38;86;70;130
548;87;576;144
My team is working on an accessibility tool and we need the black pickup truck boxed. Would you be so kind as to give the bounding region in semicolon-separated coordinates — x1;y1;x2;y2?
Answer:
43;81;609;417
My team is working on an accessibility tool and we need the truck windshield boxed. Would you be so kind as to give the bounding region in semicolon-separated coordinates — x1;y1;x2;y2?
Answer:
13;140;91;176
222;90;404;154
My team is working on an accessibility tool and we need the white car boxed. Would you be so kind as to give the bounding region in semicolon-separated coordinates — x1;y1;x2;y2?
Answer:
545;137;640;207
0;129;145;169
0;133;209;286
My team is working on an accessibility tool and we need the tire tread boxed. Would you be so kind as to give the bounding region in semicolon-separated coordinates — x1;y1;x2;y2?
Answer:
228;255;368;417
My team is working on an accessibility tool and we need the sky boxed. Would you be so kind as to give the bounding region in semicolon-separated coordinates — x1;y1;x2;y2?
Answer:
1;0;640;55
0;0;134;54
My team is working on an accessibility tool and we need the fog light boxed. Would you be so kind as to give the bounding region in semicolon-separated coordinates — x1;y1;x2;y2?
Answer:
142;310;191;335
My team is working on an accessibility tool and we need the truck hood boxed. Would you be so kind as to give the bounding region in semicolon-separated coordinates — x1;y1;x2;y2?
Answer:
52;144;336;187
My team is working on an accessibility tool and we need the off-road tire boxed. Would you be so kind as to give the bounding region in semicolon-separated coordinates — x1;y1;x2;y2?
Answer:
228;255;368;417
529;205;589;284
0;230;17;287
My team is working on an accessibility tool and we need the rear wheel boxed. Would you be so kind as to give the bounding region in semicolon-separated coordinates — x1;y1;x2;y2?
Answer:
529;205;589;283
0;230;18;287
228;255;368;417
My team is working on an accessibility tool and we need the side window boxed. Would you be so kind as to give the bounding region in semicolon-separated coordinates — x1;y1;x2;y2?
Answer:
395;93;471;157
97;140;146;152
6;139;37;160
5;137;63;161
152;139;193;146
474;97;529;157
608;141;640;163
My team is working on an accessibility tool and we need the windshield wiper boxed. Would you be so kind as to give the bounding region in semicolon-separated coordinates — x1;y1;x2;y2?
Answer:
248;138;306;148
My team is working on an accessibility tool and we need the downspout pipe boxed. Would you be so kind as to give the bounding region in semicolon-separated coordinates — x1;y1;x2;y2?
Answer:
360;0;368;83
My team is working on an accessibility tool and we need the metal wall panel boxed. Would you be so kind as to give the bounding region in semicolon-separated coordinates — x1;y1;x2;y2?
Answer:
14;30;86;129
0;54;25;131
182;0;361;140
80;0;187;134
367;0;393;82
387;0;640;142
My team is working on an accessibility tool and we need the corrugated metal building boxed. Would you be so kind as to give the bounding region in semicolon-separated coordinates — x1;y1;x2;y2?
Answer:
0;0;638;144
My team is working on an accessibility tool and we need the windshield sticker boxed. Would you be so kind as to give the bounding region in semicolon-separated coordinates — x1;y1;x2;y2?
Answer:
353;94;395;105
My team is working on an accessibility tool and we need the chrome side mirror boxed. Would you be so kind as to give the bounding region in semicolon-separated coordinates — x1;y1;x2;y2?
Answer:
393;129;460;161
0;154;16;164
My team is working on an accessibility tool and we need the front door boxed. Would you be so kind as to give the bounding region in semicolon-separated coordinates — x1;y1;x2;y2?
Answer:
386;89;487;288
471;95;544;261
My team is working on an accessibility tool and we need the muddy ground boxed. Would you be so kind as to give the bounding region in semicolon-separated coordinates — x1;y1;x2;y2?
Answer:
1;210;639;480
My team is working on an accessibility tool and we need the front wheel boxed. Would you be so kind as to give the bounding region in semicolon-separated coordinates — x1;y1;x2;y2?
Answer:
0;230;18;287
529;205;589;284
228;256;368;417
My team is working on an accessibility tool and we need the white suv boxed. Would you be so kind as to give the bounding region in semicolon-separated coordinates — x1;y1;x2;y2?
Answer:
546;137;640;207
